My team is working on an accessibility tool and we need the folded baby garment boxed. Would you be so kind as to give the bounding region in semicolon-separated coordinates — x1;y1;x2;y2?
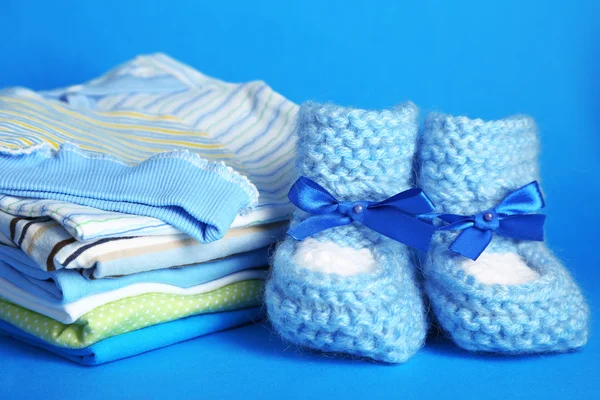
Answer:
0;307;263;365
43;53;298;224
0;278;264;347
0;53;298;242
0;209;285;278
0;269;265;323
0;244;268;303
0;89;255;243
0;54;295;364
0;194;277;241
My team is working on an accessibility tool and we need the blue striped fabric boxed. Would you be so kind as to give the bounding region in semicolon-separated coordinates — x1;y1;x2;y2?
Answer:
45;54;299;210
0;54;298;241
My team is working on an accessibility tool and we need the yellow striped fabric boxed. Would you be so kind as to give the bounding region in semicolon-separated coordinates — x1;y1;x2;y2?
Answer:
0;91;238;166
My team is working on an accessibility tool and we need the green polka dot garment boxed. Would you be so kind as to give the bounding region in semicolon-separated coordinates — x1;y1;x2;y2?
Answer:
0;279;263;349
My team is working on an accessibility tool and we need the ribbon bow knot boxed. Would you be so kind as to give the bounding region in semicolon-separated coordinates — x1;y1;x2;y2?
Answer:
473;210;500;231
287;177;437;252
336;201;369;222
438;181;546;260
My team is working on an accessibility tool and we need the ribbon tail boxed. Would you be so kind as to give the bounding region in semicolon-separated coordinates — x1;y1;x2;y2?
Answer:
438;213;470;224
437;215;475;231
362;209;437;252
288;177;340;214
372;188;435;215
496;214;546;241
449;228;493;260
287;213;352;240
495;181;545;215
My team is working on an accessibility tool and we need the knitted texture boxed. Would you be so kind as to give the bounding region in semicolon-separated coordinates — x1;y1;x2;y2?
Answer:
418;113;589;353
266;102;428;363
296;102;418;201
296;101;420;249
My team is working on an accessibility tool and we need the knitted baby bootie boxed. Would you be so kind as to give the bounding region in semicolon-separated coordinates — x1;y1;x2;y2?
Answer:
265;102;430;363
419;113;589;354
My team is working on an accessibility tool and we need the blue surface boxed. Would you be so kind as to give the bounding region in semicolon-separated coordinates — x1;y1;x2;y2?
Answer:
0;0;598;398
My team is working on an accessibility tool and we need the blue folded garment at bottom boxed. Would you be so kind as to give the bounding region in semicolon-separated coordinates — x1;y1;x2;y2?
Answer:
0;307;263;365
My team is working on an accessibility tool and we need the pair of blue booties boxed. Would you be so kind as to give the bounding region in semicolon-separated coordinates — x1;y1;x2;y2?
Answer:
265;102;589;363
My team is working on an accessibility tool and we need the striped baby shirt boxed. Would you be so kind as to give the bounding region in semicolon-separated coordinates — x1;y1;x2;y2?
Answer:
0;209;286;278
0;53;299;242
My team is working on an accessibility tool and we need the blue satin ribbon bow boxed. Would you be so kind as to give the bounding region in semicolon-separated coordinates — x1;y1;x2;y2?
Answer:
286;177;437;252
438;181;546;260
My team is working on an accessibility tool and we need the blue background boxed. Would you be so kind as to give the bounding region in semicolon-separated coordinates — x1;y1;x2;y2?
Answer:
0;0;598;398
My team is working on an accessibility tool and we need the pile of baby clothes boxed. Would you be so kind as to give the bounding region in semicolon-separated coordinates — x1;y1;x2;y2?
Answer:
0;54;298;365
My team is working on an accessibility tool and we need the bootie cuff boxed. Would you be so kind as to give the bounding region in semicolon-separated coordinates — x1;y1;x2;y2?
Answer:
420;113;540;215
296;102;419;201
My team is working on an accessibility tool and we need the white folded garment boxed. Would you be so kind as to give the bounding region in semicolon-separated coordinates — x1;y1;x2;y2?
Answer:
0;269;266;324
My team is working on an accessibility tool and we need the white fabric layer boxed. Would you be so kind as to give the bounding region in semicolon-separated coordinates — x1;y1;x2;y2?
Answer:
0;269;266;324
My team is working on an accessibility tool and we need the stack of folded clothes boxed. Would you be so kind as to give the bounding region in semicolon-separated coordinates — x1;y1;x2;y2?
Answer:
0;54;298;365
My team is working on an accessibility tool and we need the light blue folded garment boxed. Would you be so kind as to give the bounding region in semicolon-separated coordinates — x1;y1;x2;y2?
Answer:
0;244;269;303
0;141;256;244
0;53;299;244
0;307;263;365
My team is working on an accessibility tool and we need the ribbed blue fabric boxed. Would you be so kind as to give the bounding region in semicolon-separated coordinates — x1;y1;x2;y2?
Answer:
266;102;428;363
0;143;256;243
418;113;589;353
0;307;263;365
37;53;299;230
